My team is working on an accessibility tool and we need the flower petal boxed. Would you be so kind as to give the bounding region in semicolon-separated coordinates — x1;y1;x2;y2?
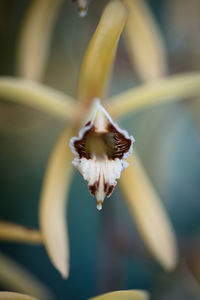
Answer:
107;73;200;119
0;292;38;300
119;154;178;270
77;0;127;104
39;128;74;278
88;290;149;300
124;0;167;81
0;222;42;244
16;0;63;80
0;77;75;121
0;252;52;300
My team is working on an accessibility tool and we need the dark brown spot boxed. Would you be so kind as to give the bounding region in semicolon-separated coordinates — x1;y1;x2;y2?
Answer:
104;182;114;197
85;121;91;127
88;180;100;196
107;185;114;196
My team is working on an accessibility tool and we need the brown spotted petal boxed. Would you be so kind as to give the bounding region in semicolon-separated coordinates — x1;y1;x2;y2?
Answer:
70;100;134;210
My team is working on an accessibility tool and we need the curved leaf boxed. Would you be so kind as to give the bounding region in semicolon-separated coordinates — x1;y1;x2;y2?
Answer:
0;292;38;300
119;154;178;270
16;0;63;80
107;73;200;119
0;77;75;121
88;290;149;300
0;222;42;244
39;127;74;278
124;0;167;81
0;252;52;300
77;0;127;104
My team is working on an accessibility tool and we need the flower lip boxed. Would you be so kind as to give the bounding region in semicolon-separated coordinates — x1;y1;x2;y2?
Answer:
70;99;135;159
69;99;135;209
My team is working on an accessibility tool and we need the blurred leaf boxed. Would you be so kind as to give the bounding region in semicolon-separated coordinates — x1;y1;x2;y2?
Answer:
120;154;178;270
0;292;38;300
0;253;53;300
39;127;74;278
107;73;200;119
16;0;63;81
0;77;75;121
124;0;167;81
77;0;127;104
0;222;42;244
88;290;149;300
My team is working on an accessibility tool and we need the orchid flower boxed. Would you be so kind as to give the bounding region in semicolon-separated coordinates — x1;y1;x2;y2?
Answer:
1;0;200;281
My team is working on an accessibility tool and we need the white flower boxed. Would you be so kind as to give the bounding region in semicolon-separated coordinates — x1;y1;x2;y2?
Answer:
70;100;135;210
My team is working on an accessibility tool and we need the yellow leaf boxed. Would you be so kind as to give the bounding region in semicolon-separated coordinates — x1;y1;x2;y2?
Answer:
0;252;52;300
77;0;127;104
16;0;63;81
0;222;42;244
39;127;74;278
120;154;178;270
124;0;167;81
0;77;75;121
0;292;38;300
88;290;149;300
107;73;200;119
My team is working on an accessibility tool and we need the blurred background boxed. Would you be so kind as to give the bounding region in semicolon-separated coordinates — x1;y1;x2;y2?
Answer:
1;0;200;299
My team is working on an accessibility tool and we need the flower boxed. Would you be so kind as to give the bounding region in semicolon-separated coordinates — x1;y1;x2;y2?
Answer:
70;99;135;210
1;0;200;281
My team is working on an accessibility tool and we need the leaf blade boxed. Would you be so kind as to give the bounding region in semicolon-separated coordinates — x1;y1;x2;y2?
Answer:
16;0;63;80
0;222;42;245
124;0;167;81
0;77;75;121
0;252;52;300
39;127;74;277
77;0;127;104
0;292;38;300
107;73;200;119
120;154;178;270
88;290;149;300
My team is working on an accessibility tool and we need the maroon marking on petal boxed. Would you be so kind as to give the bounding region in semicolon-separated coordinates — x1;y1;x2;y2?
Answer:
88;184;97;196
107;124;132;159
85;121;91;127
73;125;94;159
73;122;132;160
107;185;114;196
104;182;114;197
88;179;100;196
